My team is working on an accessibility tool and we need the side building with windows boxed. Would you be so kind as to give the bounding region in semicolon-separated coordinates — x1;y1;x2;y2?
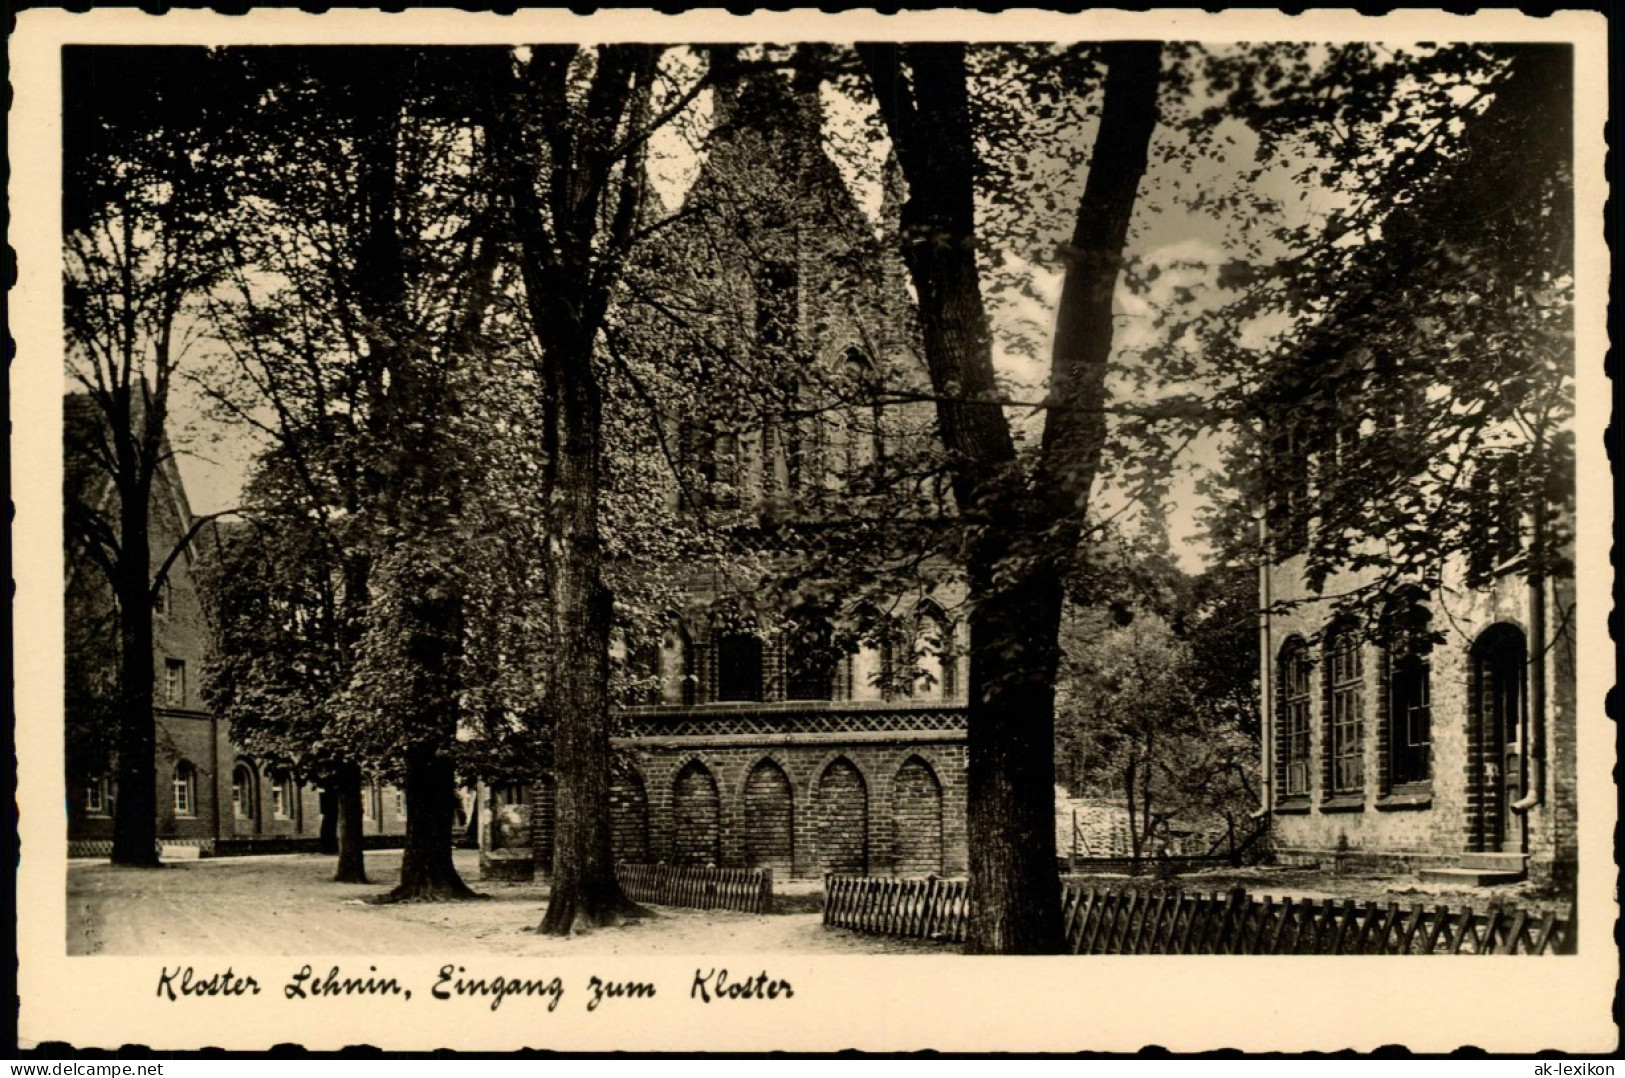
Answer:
64;395;407;856
1263;555;1575;885
1257;44;1577;889
65;394;237;856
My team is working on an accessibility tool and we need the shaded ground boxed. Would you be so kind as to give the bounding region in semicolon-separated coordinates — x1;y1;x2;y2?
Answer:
67;849;944;957
1064;864;1575;916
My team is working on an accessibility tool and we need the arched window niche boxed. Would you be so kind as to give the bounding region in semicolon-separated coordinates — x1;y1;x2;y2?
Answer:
911;601;954;701
835;347;884;488
659;620;694;706
232;762;257;823
846;603;892;702
622;618;694;707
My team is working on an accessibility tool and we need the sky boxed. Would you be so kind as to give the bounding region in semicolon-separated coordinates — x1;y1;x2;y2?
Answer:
164;43;1338;571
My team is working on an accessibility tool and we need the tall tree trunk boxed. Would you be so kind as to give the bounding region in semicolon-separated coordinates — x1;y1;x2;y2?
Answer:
860;41;1162;952
536;334;648;935
332;763;369;884
860;42;1062;953
335;555;372;874
1036;43;1163;526
384;744;475;901
111;494;159;867
963;547;1065;951
347;62;477;904
378;586;476;902
480;48;655;934
318;789;339;855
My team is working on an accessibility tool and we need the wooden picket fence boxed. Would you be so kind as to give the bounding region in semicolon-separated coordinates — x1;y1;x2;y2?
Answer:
823;875;971;942
823;876;1573;954
615;862;773;914
1062;884;1573;954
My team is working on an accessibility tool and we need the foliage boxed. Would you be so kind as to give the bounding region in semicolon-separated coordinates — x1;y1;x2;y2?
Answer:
1055;596;1258;863
65;37;1573;912
193;48;552;774
605;47;959;664
196;480;345;782
62;46;251;864
1185;45;1573;618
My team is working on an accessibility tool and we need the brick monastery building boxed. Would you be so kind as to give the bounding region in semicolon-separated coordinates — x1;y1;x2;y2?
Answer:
521;54;973;881
64;397;407;856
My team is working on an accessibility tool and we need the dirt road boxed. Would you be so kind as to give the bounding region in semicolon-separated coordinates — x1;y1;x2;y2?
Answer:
67;850;946;957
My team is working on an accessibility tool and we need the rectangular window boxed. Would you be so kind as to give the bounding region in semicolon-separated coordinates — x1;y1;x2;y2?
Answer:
1268;430;1310;554
713;431;740;509
1328;634;1364;795
173;767;195;817
272;777;293;820
679;421;720;510
1390;656;1432;787
152;579;170;616
754;260;798;358
164;658;186;707
85;777;108;815
1468;454;1524;583
1280;646;1313;798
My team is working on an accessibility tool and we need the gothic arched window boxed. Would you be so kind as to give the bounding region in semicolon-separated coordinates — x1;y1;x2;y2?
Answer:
912;601;953;701
678;420;741;510
837;348;884;486
659;621;694;706
848;603;886;702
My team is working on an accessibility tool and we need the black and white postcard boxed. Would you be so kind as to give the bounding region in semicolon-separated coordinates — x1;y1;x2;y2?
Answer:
13;7;1614;1053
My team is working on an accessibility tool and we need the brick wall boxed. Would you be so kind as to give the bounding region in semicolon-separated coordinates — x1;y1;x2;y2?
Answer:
155;711;225;841
616;729;967;880
891;755;944;875
814;757;868;874
742;759;795;876
671;760;722;866
608;768;649;864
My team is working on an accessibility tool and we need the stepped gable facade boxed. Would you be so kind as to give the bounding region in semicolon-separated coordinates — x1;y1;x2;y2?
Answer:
560;53;970;880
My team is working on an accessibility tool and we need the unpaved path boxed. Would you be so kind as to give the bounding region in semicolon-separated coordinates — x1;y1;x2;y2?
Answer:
68;850;946;957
